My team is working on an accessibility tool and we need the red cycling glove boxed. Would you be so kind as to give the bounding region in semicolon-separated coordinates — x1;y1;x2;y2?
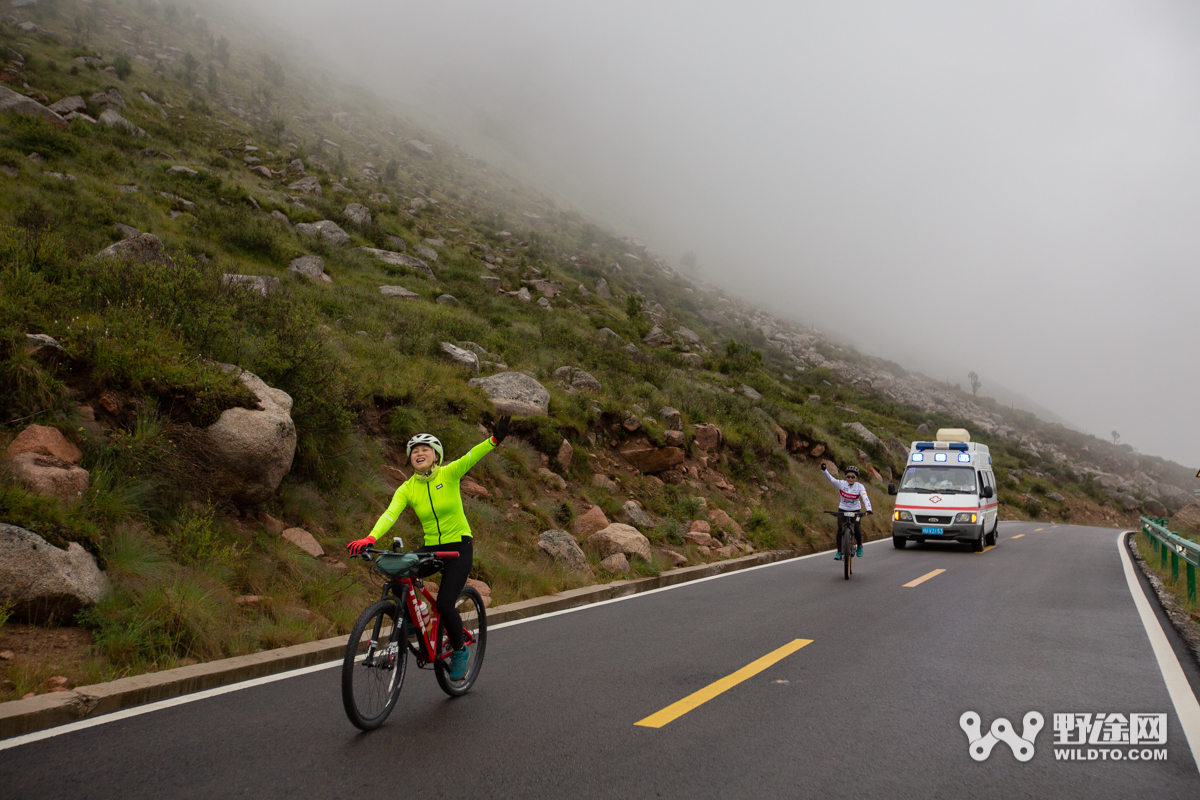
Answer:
347;537;374;555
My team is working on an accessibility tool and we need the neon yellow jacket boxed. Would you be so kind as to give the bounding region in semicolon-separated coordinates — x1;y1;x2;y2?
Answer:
368;437;496;546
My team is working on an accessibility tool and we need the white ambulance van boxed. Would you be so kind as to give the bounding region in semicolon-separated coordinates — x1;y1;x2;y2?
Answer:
887;428;999;552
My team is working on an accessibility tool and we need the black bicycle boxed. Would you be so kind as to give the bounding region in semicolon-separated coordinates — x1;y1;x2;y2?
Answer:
825;510;868;580
342;541;487;731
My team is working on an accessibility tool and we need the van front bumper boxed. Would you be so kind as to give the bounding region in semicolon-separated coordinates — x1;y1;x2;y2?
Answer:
892;523;981;543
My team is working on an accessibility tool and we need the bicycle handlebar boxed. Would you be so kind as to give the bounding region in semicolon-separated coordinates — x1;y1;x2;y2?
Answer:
351;548;459;562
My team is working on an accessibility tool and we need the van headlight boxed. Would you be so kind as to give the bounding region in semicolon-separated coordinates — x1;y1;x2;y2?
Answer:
954;513;978;523
894;510;912;522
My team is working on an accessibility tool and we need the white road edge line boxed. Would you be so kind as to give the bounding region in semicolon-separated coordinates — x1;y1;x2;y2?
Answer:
1117;530;1200;773
0;539;889;751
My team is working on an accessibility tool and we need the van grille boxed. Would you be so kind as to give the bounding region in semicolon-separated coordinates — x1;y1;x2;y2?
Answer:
917;515;950;525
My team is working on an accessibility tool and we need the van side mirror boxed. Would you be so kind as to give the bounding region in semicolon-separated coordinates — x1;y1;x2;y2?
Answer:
981;486;994;499
888;483;897;496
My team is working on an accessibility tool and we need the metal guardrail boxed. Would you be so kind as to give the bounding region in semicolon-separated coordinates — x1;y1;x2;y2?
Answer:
1139;516;1200;602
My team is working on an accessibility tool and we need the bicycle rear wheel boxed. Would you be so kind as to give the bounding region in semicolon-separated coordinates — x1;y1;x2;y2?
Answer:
342;600;406;730
434;587;488;697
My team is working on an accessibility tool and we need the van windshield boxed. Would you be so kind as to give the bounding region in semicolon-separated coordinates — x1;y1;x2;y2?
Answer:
899;466;977;494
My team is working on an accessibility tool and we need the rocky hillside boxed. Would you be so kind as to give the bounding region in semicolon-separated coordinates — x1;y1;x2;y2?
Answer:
0;0;1196;701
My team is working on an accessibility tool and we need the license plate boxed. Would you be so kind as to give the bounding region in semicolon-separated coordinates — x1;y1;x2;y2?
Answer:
921;527;942;535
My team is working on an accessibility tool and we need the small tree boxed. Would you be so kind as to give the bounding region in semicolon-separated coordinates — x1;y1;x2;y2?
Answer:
626;293;643;320
384;159;398;183
968;371;981;397
216;36;230;67
206;63;218;94
1111;431;1120;445
164;4;179;24
180;51;199;85
113;53;132;80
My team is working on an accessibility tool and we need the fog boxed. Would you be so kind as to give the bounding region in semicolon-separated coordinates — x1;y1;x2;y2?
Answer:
244;0;1199;467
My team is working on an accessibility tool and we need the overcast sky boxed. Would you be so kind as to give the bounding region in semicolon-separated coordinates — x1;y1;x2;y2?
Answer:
242;0;1199;467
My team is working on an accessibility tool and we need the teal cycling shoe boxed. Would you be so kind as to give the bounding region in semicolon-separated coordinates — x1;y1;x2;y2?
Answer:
856;545;864;557
448;646;470;680
833;551;842;561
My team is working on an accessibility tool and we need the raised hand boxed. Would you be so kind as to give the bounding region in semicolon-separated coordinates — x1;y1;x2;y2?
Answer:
491;413;511;444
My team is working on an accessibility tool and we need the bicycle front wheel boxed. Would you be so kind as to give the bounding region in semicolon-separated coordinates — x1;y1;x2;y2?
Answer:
342;600;407;730
434;586;488;697
842;527;853;580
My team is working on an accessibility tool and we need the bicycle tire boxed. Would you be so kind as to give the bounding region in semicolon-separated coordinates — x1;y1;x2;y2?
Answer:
434;586;488;697
342;600;406;730
842;523;853;580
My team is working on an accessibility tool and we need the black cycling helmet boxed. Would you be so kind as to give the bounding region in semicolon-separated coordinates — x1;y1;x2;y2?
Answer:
844;465;860;477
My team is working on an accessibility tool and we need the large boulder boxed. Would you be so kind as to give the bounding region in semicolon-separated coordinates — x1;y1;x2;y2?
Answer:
659;407;682;431
739;384;763;402
618;439;684;474
288;176;323;197
48;96;86;115
295;220;350;246
553;366;601;393
7;454;89;503
6;425;82;464
95;232;173;265
595;278;612;299
357;247;435;279
344;203;371;226
693;423;723;452
1157;484;1194;512
573;505;610;538
282;527;324;558
1171;504;1200;536
679;353;704;368
440;342;480;374
406;140;435;158
380;285;420;300
414;244;438;261
468;372;550;416
98;108;147;137
643;326;672;347
221;274;281;297
599;553;630;574
585;523;653;562
204;365;297;505
842;422;881;446
537;530;590;573
0;524;108;622
288;255;331;283
1116;493;1141;511
620;500;655;529
0;86;68;130
1142;498;1168;517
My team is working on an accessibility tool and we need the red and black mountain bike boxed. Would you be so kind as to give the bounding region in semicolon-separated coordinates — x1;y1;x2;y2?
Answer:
342;543;487;730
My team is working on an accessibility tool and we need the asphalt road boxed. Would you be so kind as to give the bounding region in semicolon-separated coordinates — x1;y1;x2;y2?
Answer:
3;521;1199;799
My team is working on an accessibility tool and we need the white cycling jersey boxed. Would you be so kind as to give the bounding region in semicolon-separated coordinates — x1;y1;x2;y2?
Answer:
822;468;873;513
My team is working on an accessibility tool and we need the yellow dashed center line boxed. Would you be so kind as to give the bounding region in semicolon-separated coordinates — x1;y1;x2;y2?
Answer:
635;639;812;728
1012;534;1025;539
903;568;946;587
1034;528;1044;532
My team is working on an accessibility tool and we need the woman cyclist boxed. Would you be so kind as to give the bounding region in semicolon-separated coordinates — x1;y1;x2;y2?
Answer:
820;461;872;560
347;415;510;680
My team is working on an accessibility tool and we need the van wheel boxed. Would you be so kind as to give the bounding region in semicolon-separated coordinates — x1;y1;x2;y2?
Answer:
985;525;997;547
893;536;906;549
972;533;985;552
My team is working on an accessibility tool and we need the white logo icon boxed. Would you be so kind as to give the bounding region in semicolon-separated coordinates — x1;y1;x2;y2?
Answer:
961;711;1044;762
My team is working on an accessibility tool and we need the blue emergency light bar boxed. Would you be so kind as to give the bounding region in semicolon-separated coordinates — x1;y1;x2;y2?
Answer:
914;442;969;451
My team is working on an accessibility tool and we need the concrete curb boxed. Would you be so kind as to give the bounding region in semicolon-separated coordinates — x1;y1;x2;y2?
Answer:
0;548;801;740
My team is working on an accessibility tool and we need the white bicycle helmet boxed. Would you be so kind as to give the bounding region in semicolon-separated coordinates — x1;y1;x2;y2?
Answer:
844;465;860;476
406;433;444;464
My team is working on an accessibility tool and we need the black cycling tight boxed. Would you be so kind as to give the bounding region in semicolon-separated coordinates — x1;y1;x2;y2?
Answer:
836;519;863;551
418;538;473;650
